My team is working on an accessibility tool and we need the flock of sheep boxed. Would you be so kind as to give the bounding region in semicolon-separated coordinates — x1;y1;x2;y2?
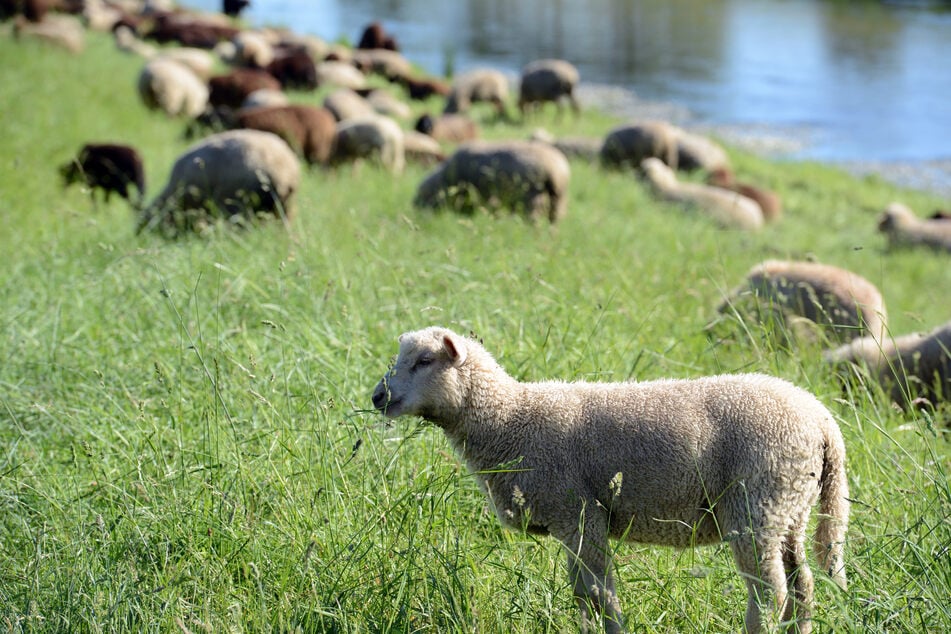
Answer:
6;1;950;632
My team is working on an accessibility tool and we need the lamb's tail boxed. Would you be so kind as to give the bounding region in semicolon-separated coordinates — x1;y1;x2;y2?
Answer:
814;415;850;590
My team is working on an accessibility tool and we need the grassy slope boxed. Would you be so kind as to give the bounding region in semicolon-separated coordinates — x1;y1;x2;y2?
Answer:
0;28;948;633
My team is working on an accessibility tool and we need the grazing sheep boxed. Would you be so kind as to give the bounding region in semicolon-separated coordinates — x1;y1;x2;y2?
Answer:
60;142;145;207
145;12;238;49
518;58;580;117
414;113;480;144
329;115;405;174
600;121;679;171
372;327;849;634
265;48;318;90
137;57;209;118
356;20;398;51
444;68;511;117
315;61;368;91
13;14;85;53
235;104;336;166
352;48;413;82
208;67;282;109
323;88;376;122
414;140;571;224
674;129;731;173
138;129;300;235
825;320;951;409
402;130;446;166
707;167;783;223
232;29;275;68
877;202;951;252
717;259;889;345
641;158;763;230
399;74;451;101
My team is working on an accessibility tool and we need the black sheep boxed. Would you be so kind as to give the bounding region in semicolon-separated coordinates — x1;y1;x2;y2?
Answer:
60;143;145;207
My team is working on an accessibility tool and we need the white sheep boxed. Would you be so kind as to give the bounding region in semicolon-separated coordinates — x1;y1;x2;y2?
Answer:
138;129;301;235
717;259;889;344
372;327;849;634
329;115;405;174
825;319;951;409
518;58;581;117
413;140;571;224
877;202;951;252
137;57;209;119
323;88;377;122
641;157;764;230
444;68;511;117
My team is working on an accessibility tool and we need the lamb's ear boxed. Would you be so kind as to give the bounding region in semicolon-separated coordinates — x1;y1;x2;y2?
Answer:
442;333;468;367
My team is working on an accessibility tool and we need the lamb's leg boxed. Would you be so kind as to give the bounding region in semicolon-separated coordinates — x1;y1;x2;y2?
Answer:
781;520;814;634
730;536;787;634
558;513;623;634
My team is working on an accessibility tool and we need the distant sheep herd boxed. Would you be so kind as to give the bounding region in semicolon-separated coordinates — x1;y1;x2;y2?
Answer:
5;1;949;632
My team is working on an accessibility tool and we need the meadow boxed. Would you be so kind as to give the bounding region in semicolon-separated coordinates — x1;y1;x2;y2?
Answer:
0;27;948;633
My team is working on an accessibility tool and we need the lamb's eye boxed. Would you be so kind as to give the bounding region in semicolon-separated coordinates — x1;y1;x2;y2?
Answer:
412;356;434;371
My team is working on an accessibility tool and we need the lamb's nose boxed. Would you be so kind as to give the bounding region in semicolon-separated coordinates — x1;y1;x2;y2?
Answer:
372;383;386;409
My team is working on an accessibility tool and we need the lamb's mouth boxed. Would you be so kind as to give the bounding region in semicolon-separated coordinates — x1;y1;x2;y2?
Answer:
377;398;402;414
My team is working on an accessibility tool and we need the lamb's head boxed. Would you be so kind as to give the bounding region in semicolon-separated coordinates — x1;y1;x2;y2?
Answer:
640;157;676;189
878;202;916;233
372;327;470;421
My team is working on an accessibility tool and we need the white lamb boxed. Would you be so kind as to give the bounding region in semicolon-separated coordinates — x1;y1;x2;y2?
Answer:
372;327;850;634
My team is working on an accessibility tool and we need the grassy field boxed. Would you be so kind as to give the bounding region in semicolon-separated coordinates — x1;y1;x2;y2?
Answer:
1;26;949;633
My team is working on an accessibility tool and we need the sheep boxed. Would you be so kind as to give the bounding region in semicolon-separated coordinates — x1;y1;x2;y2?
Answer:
399;74;451;101
13;13;85;53
265;47;318;91
208;68;281;109
315;61;368;91
352;48;413;83
372;327;849;634
60;142;145;207
222;0;249;18
518;58;581;117
235;104;336;166
360;87;412;120
824;320;951;409
323;88;376;122
641;157;763;230
356;20;398;51
145;12;238;49
137;129;300;235
137;57;209;118
414;140;570;224
414;113;480;144
402;130;446;166
600;121;679;171
231;29;275;68
674;129;731;173
877;202;951;252
716;259;889;345
707;167;783;223
329;115;405;174
444;68;511;117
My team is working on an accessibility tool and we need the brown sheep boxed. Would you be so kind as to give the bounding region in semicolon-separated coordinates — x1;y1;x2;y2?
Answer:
414;113;480;144
444;68;511;117
265;47;318;91
518;58;581;117
399;74;451;101
707;167;783;223
236;104;336;166
60;142;145;207
145;13;238;49
356;20;398;51
600;120;679;171
209;68;282;109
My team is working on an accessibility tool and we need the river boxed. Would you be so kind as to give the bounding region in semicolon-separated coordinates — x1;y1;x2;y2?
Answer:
182;0;951;196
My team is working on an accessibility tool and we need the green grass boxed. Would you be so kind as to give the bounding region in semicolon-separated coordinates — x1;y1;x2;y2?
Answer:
1;28;949;633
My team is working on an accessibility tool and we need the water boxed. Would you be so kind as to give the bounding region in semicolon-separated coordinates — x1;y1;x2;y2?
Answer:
183;0;951;193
